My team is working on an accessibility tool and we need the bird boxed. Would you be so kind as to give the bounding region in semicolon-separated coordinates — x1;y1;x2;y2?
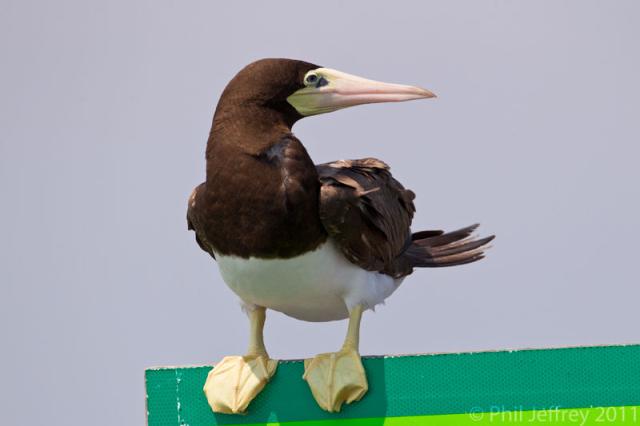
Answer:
187;58;494;414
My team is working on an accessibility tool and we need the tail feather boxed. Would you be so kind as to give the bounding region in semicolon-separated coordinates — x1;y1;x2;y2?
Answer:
428;235;494;258
404;224;494;268
413;224;479;247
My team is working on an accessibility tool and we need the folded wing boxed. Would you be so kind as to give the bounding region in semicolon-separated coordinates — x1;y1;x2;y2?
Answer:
317;158;493;279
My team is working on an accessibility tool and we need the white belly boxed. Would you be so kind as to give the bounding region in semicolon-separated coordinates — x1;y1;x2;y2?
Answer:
214;241;402;322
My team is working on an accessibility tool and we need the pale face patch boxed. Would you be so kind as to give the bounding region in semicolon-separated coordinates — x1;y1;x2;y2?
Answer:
286;67;435;117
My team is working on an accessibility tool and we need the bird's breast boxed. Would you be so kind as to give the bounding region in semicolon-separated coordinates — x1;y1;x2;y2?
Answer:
214;241;402;322
197;138;327;258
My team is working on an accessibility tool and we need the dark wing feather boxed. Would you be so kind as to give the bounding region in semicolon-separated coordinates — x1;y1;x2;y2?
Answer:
187;183;216;259
317;159;495;278
317;158;416;278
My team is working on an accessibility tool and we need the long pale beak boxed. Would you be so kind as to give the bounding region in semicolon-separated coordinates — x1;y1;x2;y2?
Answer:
287;67;436;116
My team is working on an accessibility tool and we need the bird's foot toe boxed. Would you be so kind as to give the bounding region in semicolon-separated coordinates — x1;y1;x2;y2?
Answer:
203;354;277;414
303;348;368;412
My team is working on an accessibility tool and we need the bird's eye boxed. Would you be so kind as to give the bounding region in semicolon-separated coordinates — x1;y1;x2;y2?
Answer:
305;74;318;85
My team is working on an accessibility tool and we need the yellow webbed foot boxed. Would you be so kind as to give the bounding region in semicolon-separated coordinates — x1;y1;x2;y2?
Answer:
203;355;277;414
303;348;368;412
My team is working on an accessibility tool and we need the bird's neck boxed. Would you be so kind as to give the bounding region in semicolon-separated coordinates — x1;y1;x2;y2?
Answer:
206;104;295;170
199;103;327;258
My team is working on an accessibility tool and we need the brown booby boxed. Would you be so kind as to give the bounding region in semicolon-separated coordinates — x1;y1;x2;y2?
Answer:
187;58;494;414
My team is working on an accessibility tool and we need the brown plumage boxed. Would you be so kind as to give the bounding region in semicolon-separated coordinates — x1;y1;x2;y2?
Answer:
188;133;327;259
316;159;494;278
316;158;414;278
187;58;493;280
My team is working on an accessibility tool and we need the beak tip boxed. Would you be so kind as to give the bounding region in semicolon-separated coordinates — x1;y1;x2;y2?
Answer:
416;87;436;99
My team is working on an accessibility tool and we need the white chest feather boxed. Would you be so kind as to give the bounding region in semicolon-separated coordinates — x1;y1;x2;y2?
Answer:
214;241;402;322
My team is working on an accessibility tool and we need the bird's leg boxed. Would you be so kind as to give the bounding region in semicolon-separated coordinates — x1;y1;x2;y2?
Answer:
303;305;368;412
246;305;270;358
203;306;277;414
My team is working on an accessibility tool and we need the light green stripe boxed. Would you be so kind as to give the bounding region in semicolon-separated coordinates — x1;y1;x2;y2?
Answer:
234;406;640;426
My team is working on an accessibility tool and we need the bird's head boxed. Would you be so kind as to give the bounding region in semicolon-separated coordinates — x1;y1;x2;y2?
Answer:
217;58;436;125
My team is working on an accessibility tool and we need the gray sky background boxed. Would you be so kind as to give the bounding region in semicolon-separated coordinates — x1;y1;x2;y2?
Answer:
2;1;639;424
